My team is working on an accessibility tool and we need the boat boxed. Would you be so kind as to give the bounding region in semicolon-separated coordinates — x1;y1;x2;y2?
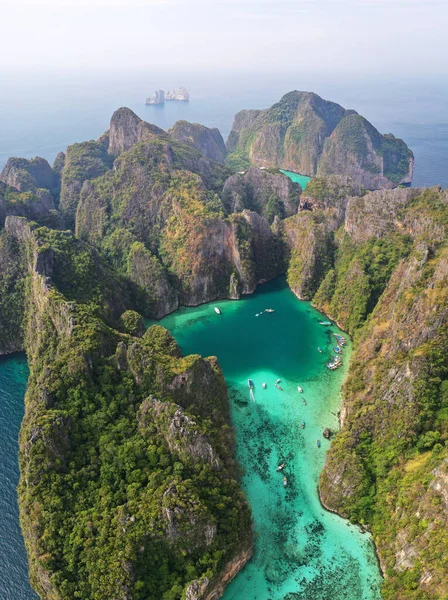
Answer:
248;379;254;389
317;439;321;448
302;399;307;405
283;476;287;487
214;307;221;314
301;421;305;429
275;384;283;391
297;386;303;393
276;379;281;383
319;321;331;325
277;463;285;471
326;355;343;370
262;382;267;389
265;308;275;313
255;312;262;317
318;347;323;353
333;333;346;346
334;346;342;354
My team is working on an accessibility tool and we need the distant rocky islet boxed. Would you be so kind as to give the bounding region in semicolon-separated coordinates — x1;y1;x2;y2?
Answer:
145;86;190;105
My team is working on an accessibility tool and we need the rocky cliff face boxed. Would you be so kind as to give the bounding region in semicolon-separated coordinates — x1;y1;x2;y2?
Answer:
222;166;301;222
0;220;27;355
0;156;59;196
226;91;414;189
74;110;282;317
165;87;189;101
168;120;227;164
317;114;414;188
3;218;251;600
107;107;164;155
0;181;60;229
59;140;112;229
283;178;448;598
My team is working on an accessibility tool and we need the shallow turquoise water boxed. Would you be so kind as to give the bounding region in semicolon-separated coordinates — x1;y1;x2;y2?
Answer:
155;279;382;600
0;355;38;599
280;169;312;189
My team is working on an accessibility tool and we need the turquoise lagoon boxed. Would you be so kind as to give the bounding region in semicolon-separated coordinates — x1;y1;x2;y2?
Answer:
280;169;312;189
155;278;382;600
0;279;382;599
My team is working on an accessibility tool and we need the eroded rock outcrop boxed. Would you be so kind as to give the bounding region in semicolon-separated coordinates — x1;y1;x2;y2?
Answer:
169;120;227;164
76;116;281;316
222;166;301;221
0;181;60;229
226;90;414;188
0;156;59;195
59;140;111;228
284;182;448;599
107;107;164;155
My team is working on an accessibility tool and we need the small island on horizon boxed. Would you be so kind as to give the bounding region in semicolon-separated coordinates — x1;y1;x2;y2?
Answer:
145;86;190;105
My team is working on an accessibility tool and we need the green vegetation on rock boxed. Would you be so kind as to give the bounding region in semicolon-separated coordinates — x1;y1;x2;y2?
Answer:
0;102;444;600
1;220;252;600
226;91;414;189
284;177;448;599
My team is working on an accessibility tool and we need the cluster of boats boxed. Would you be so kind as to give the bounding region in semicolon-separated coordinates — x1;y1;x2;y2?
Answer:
326;333;346;370
249;379;304;394
255;308;275;317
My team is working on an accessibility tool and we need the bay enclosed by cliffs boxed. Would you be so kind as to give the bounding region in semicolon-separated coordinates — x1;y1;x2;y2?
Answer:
154;278;382;599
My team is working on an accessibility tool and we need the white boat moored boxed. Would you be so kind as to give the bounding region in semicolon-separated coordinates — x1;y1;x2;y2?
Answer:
214;307;221;314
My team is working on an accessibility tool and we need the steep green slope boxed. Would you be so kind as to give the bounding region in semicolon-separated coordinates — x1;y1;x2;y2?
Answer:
0;156;60;197
75;110;284;317
59;140;112;229
285;181;448;598
168;121;227;164
2;216;251;600
226;91;414;189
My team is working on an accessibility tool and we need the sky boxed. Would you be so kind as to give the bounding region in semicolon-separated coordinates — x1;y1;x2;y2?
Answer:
0;0;447;76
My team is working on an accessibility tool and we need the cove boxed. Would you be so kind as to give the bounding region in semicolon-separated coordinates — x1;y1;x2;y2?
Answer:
0;355;38;599
154;278;382;599
280;169;312;189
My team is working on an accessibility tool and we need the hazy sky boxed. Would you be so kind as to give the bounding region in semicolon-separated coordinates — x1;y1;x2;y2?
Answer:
0;0;447;75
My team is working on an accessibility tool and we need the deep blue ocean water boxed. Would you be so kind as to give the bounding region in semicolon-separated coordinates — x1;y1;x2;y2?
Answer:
0;70;447;188
0;355;38;599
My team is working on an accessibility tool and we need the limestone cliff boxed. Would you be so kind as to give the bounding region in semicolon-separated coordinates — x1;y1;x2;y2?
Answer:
75;111;282;316
226;91;414;189
0;156;59;196
0;223;26;355
168;121;227;164
165;87;189;101
107;107;164;155
284;177;448;598
3;217;251;600
0;181;61;229
222;166;301;222
59;140;112;229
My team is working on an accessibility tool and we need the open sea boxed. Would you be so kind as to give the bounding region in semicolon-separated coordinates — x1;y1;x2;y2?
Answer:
0;70;447;188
